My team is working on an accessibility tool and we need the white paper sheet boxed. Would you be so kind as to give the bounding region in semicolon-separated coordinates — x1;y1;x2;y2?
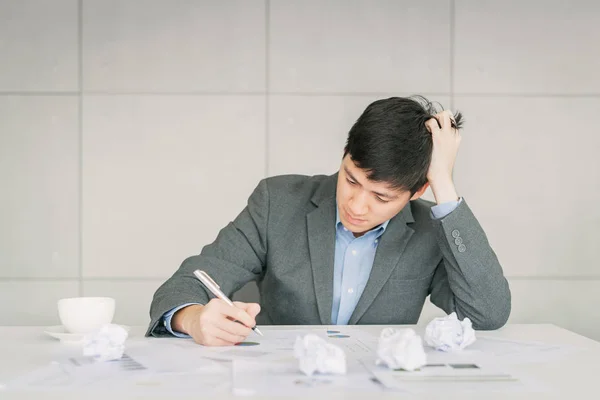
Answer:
201;328;379;362
5;355;143;391
447;336;580;365
363;358;537;394
4;349;228;394
229;329;384;395
232;358;386;395
125;342;227;373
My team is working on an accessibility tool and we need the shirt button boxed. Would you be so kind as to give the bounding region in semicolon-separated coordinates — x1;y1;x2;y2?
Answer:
348;288;354;294
374;239;378;244
351;250;357;256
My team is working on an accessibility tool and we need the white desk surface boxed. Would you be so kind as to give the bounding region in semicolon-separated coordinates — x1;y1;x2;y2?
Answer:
1;324;598;399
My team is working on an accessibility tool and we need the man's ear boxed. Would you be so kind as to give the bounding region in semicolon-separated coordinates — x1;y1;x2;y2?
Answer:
409;182;430;200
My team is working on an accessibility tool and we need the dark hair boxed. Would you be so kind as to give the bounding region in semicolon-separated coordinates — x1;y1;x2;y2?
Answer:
343;95;463;195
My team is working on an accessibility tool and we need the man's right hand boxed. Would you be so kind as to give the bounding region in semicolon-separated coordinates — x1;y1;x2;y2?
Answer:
172;299;260;346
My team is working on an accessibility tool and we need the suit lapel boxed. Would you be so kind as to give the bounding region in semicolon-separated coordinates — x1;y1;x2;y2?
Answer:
307;174;338;325
348;203;415;325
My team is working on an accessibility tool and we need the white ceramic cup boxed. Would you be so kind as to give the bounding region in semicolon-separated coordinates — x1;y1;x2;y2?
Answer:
57;297;115;334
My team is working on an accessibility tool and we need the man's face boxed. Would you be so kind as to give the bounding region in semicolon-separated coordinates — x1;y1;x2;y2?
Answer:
336;155;424;237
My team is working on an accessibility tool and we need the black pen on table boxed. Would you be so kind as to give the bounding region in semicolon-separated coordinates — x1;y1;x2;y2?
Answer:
193;269;263;337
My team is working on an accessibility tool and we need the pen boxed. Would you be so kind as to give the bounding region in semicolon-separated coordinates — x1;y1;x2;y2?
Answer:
193;269;263;337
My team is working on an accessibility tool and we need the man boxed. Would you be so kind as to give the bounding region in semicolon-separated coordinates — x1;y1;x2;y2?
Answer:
147;96;511;346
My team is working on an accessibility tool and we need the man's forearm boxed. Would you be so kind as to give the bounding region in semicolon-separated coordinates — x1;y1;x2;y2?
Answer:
429;176;459;205
430;199;511;329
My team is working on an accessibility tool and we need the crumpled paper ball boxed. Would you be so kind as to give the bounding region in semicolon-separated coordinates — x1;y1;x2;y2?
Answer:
293;334;347;376
82;324;128;362
376;328;427;371
424;312;476;352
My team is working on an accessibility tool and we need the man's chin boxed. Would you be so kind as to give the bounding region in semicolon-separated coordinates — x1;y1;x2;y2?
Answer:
342;219;373;236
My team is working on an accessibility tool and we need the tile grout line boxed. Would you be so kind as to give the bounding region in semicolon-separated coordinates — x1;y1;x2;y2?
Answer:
78;0;84;297
449;0;455;111
78;91;269;95
0;92;80;96
2;92;600;97
264;0;270;178
3;276;600;282
0;277;167;282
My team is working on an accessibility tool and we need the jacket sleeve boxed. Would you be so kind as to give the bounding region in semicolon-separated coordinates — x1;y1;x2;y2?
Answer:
146;179;270;337
428;199;511;330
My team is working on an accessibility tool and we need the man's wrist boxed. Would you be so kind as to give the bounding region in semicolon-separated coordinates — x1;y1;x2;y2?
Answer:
429;176;459;204
172;304;204;334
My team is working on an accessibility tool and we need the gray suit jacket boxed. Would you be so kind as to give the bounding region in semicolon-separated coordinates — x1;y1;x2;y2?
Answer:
147;173;510;337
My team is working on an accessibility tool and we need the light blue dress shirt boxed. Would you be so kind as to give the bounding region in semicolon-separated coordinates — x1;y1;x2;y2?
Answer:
331;211;388;324
163;199;462;334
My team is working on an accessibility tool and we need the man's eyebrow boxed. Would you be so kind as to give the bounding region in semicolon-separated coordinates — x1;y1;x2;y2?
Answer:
344;165;398;200
373;189;397;200
344;166;359;184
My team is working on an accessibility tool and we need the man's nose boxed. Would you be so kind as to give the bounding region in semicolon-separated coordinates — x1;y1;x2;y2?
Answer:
348;192;368;216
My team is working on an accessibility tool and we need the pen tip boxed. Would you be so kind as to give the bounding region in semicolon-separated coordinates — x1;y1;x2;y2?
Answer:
254;327;264;336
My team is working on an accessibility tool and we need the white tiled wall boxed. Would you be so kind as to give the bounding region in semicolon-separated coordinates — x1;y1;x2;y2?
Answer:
81;95;265;278
269;0;451;93
0;281;79;325
82;0;266;92
0;0;78;91
454;0;600;94
81;280;165;326
0;96;80;278
453;96;600;277
1;0;599;341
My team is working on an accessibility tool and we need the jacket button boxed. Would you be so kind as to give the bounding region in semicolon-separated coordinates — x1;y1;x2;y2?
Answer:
454;237;463;245
452;229;460;238
458;244;466;253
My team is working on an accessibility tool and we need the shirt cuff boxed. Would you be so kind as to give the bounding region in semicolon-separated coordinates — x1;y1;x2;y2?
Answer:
162;303;200;338
430;198;462;220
